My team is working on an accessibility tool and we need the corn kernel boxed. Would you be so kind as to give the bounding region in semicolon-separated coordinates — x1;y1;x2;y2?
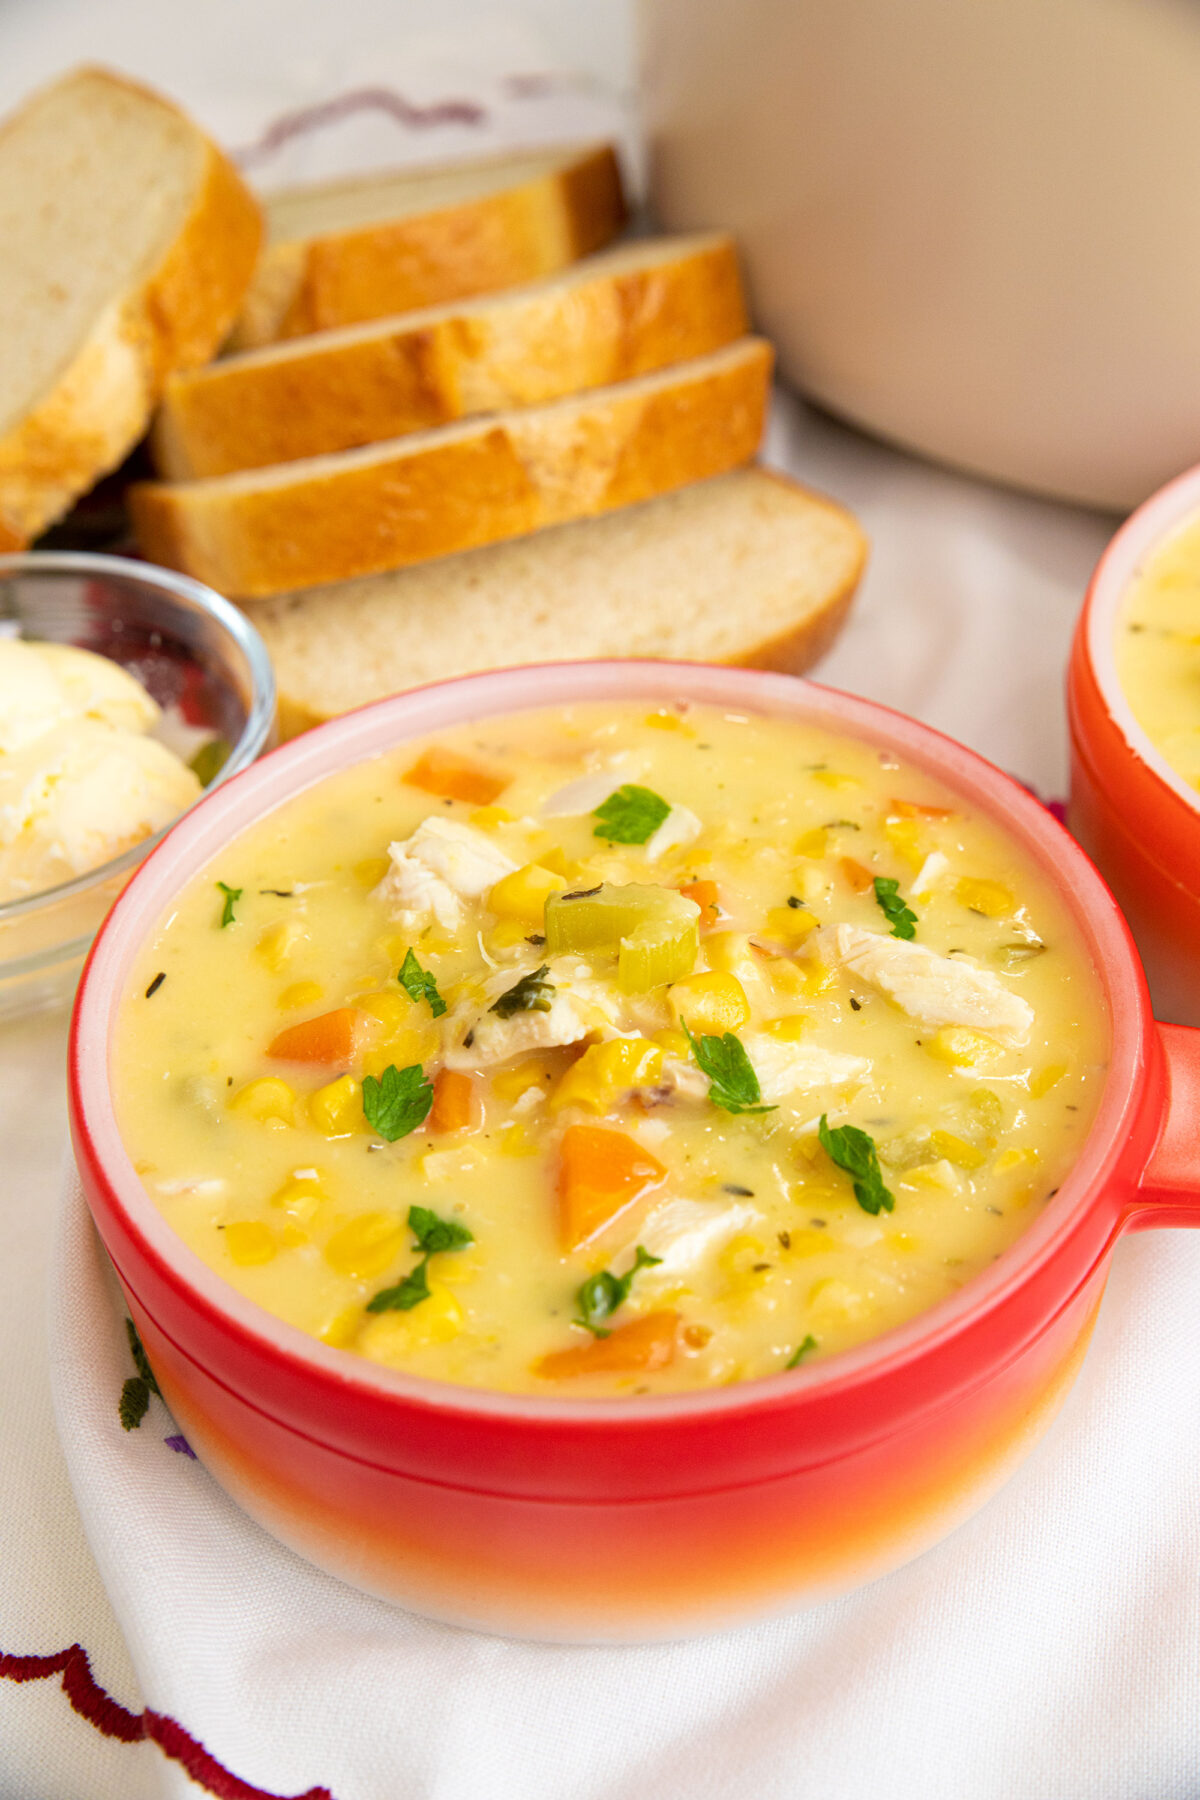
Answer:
764;904;819;946
766;959;808;1000
762;1013;810;1041
884;817;924;868
926;1026;1007;1071
799;955;836;997
786;1228;835;1258
955;877;1016;919
255;918;309;972
488;861;568;925
279;979;324;1011
538;846;573;878
668;971;751;1034
358;989;414;1032
319;1306;361;1348
795;827;829;859
228;1077;295;1126
703;931;757;979
323;1211;407;1280
653;1028;691;1061
929;1129;988;1170
468;806;515;830
308;1073;362;1137
491;1058;553;1103
643;708;694;733
806;1276;870;1328
1030;1062;1067;1099
361;1024;438;1081
994;1145;1041;1174
278;1224;309;1248
497;1121;539;1156
357;1280;464;1361
224;1220;277;1265
486;918;534;951
886;1231;922;1254
549;1037;664;1113
813;769;861;790
720;1233;769;1281
270;1172;327;1222
354;856;391;888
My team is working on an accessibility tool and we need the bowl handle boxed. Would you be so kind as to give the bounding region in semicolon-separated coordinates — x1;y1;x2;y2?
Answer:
1126;1022;1200;1230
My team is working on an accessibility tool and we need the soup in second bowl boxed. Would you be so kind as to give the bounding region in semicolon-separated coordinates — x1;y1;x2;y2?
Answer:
113;700;1107;1395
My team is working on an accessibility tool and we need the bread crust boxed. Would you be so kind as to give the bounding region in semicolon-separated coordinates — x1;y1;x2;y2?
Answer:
154;237;747;478
230;143;627;349
130;340;773;599
0;69;262;548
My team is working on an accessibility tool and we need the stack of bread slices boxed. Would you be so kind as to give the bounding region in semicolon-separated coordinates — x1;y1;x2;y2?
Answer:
0;66;868;737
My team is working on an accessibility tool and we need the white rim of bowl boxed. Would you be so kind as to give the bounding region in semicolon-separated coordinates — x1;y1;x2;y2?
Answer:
0;550;276;931
73;660;1143;1429
1085;462;1200;816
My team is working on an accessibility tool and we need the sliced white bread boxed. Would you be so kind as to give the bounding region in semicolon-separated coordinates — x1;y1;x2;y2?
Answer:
244;467;868;738
230;141;626;349
129;337;773;600
153;233;747;479
0;66;261;551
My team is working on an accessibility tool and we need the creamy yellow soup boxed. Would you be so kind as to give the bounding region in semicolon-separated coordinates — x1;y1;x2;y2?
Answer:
1117;513;1200;788
114;702;1107;1397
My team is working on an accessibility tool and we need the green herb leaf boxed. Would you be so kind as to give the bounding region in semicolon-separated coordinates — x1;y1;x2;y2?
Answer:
366;1259;431;1313
398;948;447;1018
818;1114;895;1215
785;1334;818;1369
490;964;554;1019
408;1204;473;1256
361;1063;433;1141
575;1245;663;1336
216;881;242;928
367;1204;474;1313
873;876;917;939
189;736;231;787
126;1318;159;1396
119;1376;150;1430
683;1023;775;1115
592;784;672;845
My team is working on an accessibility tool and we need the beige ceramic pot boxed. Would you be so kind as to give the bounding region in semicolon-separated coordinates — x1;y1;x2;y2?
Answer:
641;0;1200;510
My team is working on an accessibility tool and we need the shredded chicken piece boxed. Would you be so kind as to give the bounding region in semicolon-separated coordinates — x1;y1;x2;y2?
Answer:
820;924;1033;1045
374;816;516;931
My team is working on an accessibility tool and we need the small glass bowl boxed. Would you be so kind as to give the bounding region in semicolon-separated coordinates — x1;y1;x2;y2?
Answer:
0;552;275;1020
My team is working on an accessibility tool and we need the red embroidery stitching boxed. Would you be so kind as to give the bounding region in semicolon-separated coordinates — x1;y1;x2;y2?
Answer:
0;1643;335;1800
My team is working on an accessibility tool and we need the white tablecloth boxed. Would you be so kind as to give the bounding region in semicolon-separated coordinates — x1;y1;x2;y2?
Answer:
3;4;1197;1796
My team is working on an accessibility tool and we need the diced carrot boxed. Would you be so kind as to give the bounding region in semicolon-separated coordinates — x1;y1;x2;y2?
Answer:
888;798;956;819
267;1007;362;1065
556;1124;667;1251
679;879;720;925
533;1311;681;1380
403;747;509;807
429;1069;477;1134
840;856;875;893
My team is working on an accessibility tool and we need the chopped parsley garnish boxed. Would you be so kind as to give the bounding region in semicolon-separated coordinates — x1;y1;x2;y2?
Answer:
408;1204;473;1256
785;1334;818;1369
367;1204;474;1313
490;964;554;1018
398;947;446;1018
592;784;672;844
683;1022;775;1116
575;1245;662;1336
873;876;917;939
215;881;242;928
361;1062;433;1141
818;1114;895;1215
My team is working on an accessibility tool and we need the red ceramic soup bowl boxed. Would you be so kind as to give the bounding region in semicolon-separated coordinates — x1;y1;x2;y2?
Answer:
1069;462;1200;1027
70;661;1200;1642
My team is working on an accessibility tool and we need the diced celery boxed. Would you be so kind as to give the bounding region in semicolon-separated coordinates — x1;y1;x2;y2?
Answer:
544;882;700;993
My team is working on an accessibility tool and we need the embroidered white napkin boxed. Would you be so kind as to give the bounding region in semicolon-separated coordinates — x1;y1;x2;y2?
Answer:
51;1156;1200;1800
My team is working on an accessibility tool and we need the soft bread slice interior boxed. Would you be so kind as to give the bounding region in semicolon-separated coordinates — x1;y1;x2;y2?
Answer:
244;467;868;736
262;141;615;243
0;68;209;439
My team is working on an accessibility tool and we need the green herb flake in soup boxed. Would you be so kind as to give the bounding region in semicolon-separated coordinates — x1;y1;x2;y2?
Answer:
112;701;1108;1397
